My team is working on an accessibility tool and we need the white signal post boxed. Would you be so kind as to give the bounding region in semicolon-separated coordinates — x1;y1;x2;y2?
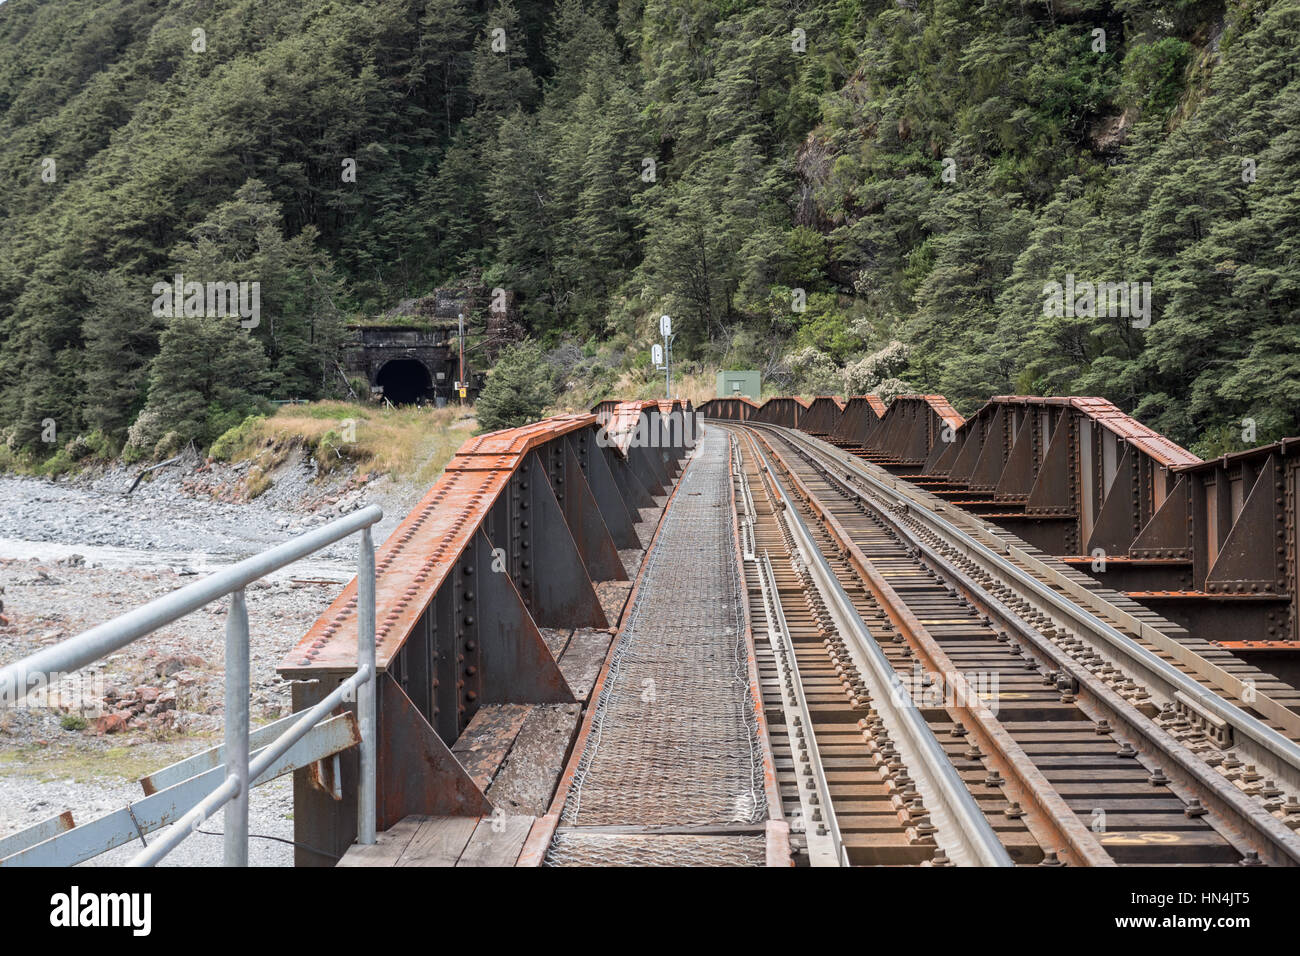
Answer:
658;314;673;399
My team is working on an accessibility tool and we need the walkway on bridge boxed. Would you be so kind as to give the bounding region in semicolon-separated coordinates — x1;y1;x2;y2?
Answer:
544;426;775;866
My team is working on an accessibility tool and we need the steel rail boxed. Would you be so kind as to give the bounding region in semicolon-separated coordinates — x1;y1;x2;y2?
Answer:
755;424;1300;864
735;415;845;863
742;430;1013;866
766;424;1300;786
756;549;847;865
744;428;1116;866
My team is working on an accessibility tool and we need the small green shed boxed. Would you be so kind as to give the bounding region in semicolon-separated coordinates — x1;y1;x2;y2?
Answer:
716;370;760;399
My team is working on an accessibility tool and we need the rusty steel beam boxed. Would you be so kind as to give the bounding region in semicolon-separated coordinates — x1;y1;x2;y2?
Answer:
753;396;808;428
827;395;886;450
603;400;691;496
1160;439;1299;646
277;412;663;864
770;390;1300;664
798;396;845;437
903;396;1300;648
842;394;963;471
725;390;1300;673
590;399;622;423
698;396;758;422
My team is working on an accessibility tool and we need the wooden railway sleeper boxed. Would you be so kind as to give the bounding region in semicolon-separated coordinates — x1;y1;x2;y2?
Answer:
755;425;1300;867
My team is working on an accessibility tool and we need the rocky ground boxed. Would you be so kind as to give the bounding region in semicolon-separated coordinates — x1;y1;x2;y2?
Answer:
0;446;438;866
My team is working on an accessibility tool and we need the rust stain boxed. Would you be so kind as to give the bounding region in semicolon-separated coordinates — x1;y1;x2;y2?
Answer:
277;413;600;678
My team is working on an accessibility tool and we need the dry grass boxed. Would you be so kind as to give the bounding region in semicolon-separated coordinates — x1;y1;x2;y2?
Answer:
553;367;719;413
222;401;478;480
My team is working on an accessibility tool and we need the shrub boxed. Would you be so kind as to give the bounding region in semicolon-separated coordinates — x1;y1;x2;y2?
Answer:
125;407;168;456
476;340;556;432
844;341;911;394
210;414;267;461
38;450;75;478
785;345;839;394
872;377;911;405
63;435;93;461
1121;37;1192;115
153;430;185;459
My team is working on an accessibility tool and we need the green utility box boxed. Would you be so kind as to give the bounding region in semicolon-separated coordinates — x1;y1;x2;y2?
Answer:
716;370;761;399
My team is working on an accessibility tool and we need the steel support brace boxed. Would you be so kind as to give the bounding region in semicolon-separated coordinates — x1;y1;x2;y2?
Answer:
467;526;576;705
969;406;1009;490
519;452;610;629
602;441;655;513
553;438;627;581
1207;454;1287;592
1087;445;1140;555
1131;477;1192;558
629;442;669;495
994;414;1037;497
568;433;640;548
948;414;987;483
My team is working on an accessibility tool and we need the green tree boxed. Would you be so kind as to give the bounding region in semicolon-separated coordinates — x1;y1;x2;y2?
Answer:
81;272;163;447
131;313;270;455
475;340;555;431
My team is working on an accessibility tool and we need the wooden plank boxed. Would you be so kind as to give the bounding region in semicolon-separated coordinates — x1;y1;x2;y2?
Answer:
540;627;574;660
336;816;426;867
456;815;535;867
559;629;615;701
485;703;583;815
396;816;479;867
450;704;533;790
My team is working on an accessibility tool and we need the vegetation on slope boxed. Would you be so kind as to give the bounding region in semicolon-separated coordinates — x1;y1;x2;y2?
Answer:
1;0;1296;464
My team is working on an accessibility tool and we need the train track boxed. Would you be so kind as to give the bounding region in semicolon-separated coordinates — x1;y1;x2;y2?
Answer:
724;421;1300;866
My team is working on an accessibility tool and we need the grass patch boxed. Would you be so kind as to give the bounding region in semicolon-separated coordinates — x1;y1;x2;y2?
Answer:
0;743;164;784
211;400;477;480
554;366;721;413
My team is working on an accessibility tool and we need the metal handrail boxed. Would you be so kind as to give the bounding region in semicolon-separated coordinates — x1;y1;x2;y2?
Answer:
0;504;383;867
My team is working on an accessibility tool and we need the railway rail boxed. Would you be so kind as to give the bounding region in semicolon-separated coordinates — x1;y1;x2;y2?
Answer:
8;391;1300;872
723;420;1300;866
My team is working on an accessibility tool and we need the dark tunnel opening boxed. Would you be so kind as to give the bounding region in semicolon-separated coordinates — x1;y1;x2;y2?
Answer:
375;359;433;405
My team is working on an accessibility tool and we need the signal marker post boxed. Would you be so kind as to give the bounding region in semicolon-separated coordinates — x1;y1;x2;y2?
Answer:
657;314;673;399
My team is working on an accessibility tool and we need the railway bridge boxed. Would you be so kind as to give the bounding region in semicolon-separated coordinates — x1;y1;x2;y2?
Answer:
5;393;1300;869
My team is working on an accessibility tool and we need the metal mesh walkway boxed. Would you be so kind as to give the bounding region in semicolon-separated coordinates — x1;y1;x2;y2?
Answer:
547;427;766;864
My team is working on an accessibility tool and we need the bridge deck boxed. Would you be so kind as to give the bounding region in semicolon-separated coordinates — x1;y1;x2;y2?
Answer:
543;426;778;866
338;814;536;867
335;440;678;867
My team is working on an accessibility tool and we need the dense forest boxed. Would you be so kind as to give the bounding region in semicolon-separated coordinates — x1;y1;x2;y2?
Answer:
1;0;1297;463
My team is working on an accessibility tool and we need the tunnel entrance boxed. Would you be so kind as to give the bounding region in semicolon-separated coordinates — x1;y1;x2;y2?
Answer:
376;359;433;405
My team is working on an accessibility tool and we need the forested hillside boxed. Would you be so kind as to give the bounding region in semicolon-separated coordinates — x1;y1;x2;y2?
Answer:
1;0;1297;463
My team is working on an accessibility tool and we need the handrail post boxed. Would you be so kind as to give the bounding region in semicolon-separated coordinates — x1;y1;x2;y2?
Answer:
224;588;250;866
356;526;377;845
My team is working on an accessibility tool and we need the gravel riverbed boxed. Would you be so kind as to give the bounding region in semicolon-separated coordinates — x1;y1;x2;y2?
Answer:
0;450;430;866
